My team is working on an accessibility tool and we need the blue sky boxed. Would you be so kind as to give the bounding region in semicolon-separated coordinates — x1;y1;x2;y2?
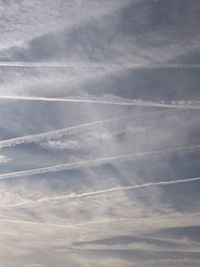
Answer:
0;0;200;266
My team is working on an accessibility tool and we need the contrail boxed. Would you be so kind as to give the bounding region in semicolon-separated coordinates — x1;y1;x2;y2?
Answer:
0;144;199;181
0;62;200;69
0;216;134;231
0;217;90;231
0;114;134;149
52;176;200;200
0;95;200;109
0;109;181;149
10;176;200;207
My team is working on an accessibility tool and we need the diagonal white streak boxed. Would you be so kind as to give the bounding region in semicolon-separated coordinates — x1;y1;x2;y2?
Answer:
48;176;200;201
0;114;133;149
0;109;182;149
0;144;199;181
9;177;200;208
0;95;200;109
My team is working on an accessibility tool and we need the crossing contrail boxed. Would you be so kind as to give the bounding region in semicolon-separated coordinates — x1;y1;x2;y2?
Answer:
0;144;199;181
0;95;200;109
0;62;200;69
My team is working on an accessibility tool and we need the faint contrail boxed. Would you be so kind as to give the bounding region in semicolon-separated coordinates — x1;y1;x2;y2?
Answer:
0;216;146;232
1;213;200;234
0;114;134;149
0;216;133;230
0;144;199;181
0;95;199;109
0;62;200;68
0;217;90;230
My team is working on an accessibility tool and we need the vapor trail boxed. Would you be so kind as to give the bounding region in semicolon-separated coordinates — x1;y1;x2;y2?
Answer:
0;95;199;109
0;109;180;149
0;216;134;231
0;144;199;181
10;176;200;208
0;217;89;230
0;114;133;149
0;62;200;69
48;176;200;201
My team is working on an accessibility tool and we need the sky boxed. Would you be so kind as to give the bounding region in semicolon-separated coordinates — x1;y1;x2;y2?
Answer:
0;0;200;266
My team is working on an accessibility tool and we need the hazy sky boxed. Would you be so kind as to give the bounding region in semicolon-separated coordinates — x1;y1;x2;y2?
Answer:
0;0;200;266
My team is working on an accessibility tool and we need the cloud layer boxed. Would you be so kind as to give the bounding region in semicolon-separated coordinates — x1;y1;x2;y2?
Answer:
0;0;200;266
